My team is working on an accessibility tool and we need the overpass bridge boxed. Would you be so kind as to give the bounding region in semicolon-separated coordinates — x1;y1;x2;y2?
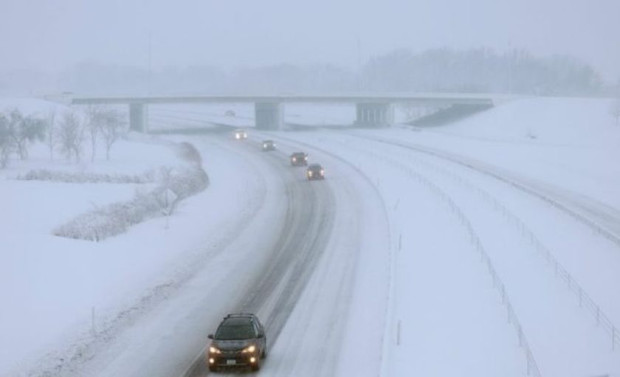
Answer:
69;93;497;132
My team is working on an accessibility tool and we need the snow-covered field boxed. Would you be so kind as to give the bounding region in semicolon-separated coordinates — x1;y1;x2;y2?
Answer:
1;96;619;377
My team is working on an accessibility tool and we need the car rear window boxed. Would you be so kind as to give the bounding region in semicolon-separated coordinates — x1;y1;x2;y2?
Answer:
215;324;256;340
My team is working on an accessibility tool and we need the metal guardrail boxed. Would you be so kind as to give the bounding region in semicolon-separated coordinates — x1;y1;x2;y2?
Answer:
325;138;545;376
470;184;620;353
393;160;544;376
543;246;620;351
361;134;620;353
453;192;543;377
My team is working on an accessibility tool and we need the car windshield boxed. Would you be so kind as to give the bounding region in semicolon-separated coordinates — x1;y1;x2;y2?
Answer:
215;324;256;340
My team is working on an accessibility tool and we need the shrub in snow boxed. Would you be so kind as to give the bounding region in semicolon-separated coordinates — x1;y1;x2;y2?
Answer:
53;141;209;241
19;169;155;184
176;142;203;167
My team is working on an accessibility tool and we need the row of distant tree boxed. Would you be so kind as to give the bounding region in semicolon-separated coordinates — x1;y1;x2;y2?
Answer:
0;107;126;168
4;48;615;97
362;49;605;95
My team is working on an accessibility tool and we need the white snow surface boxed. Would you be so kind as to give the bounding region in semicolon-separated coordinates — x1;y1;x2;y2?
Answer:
1;96;619;377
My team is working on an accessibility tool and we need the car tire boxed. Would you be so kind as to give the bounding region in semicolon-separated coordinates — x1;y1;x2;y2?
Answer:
251;359;261;371
208;365;217;373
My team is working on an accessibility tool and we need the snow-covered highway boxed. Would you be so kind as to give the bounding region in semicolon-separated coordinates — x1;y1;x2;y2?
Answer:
2;97;620;377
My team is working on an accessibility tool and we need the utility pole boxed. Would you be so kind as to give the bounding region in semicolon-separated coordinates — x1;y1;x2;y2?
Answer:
356;35;363;91
148;32;152;95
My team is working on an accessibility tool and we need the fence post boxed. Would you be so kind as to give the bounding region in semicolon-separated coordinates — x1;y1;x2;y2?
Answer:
501;285;506;304
526;352;531;375
91;306;96;336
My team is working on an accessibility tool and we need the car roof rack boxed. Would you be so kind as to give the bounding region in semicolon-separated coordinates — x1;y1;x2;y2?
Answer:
224;313;256;319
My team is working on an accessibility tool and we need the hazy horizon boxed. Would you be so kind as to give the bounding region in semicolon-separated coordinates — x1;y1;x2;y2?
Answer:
2;0;619;83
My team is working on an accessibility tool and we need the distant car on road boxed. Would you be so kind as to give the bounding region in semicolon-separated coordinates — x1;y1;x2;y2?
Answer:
306;163;325;180
233;129;248;140
207;313;267;372
290;152;308;166
262;140;276;151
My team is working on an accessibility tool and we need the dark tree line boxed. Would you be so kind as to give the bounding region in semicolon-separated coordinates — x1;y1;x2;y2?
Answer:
361;48;602;95
46;48;609;96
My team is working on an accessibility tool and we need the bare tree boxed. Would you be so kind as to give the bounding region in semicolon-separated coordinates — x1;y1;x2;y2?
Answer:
6;108;45;160
99;108;126;160
86;105;104;162
46;111;56;160
611;98;620;126
0;113;11;168
58;110;85;162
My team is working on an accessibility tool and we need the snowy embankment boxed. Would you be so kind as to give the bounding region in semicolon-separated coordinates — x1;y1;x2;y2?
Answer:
51;142;208;241
0;99;209;376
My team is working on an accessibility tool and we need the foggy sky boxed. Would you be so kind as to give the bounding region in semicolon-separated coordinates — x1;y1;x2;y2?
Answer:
2;0;619;82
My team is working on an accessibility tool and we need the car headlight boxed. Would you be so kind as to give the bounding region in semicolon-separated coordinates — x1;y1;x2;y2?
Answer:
209;346;221;354
308;171;313;176
242;345;256;353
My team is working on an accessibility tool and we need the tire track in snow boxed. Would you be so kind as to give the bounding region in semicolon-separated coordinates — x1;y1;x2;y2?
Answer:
262;133;394;377
182;136;338;377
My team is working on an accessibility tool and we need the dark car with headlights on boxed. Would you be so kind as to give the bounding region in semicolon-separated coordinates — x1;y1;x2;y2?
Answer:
233;129;248;140
290;152;308;166
306;163;325;180
262;140;276;151
207;313;267;372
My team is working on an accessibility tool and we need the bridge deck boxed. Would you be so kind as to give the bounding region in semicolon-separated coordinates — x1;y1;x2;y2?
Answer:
70;93;497;106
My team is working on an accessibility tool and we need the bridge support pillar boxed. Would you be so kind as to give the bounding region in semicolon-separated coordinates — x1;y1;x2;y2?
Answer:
129;103;148;132
255;102;283;130
355;103;394;127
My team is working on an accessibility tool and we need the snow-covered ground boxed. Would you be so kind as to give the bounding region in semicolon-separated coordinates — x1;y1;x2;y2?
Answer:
1;96;619;377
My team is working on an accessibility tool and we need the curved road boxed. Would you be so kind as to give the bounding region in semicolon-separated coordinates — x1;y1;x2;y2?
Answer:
182;134;341;377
